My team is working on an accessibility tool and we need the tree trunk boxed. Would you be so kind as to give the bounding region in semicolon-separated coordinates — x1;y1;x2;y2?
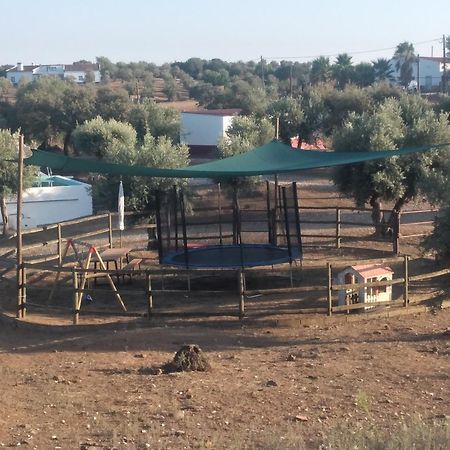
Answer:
369;195;384;237
1;195;9;236
63;131;72;156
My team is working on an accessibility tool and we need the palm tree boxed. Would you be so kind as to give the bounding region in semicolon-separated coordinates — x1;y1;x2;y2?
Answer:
310;56;331;84
372;58;395;81
332;53;354;89
393;42;416;87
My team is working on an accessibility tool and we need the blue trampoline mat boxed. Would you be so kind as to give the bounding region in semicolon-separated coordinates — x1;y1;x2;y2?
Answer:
162;244;300;269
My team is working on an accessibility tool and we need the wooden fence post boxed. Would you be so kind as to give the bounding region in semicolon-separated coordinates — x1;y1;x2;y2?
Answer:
335;208;341;249
403;255;409;307
146;271;153;318
73;269;79;325
327;262;333;316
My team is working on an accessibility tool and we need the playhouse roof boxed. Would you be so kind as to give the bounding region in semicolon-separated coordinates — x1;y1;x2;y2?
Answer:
351;264;394;279
24;140;450;179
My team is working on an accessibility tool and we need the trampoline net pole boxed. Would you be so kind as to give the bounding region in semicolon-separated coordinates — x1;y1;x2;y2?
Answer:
282;186;293;263
292;182;303;260
173;185;179;252
233;186;245;269
274;174;279;245
218;183;223;246
266;180;272;244
155;191;164;264
180;191;189;269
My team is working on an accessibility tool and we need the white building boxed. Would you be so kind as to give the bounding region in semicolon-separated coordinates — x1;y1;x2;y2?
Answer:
6;174;92;230
180;109;241;157
337;264;394;310
6;62;101;85
390;56;449;91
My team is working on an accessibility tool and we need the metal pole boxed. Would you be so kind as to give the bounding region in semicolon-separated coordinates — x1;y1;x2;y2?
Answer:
266;180;272;244
274;175;279;245
16;135;24;319
218;183;223;245
281;187;292;263
292;182;303;258
173;186;179;251
443;34;447;94
155;191;164;264
180;191;189;269
416;54;420;93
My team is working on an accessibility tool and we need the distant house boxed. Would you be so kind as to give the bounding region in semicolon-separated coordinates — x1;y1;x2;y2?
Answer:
390;56;449;91
6;62;101;85
180;109;241;158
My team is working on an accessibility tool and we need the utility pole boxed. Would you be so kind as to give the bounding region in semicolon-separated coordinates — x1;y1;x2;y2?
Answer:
289;63;293;97
260;56;265;89
443;34;448;94
16;134;24;318
416;54;420;93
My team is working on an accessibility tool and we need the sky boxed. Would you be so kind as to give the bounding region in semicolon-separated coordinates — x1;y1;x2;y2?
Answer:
2;0;449;66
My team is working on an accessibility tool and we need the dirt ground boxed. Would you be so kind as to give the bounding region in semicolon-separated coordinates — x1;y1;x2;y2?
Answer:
1;171;448;449
0;308;449;449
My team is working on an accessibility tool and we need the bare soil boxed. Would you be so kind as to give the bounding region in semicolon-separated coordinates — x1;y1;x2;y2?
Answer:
0;309;449;449
1;172;448;449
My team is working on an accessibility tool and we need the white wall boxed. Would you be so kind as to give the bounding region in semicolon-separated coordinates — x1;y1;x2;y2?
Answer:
6;71;33;85
180;113;232;146
34;65;65;76
390;58;445;88
6;185;92;230
64;70;101;83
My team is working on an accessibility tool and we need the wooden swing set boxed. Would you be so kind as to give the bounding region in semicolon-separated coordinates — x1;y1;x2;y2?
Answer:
48;238;126;314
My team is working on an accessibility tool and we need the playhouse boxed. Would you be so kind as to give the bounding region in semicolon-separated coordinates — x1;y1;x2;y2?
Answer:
337;264;394;308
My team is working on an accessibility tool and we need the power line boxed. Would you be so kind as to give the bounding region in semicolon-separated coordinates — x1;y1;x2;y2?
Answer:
264;38;441;61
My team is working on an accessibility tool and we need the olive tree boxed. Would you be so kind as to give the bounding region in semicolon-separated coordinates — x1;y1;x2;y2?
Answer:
72;117;189;211
332;95;450;235
0;131;37;234
72;116;137;159
217;115;274;189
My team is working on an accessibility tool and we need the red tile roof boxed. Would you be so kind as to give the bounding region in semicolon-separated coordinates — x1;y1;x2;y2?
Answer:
290;137;327;150
64;63;100;72
182;108;241;116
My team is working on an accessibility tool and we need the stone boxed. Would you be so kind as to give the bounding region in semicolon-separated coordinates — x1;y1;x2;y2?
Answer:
294;415;308;422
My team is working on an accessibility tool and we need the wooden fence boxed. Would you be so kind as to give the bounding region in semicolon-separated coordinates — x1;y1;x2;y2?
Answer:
0;204;440;323
11;253;448;324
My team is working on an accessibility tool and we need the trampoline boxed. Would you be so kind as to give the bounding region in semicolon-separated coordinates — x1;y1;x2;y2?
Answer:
162;244;300;269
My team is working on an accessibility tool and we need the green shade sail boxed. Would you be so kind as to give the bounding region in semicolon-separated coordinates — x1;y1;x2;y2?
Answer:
24;140;450;179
